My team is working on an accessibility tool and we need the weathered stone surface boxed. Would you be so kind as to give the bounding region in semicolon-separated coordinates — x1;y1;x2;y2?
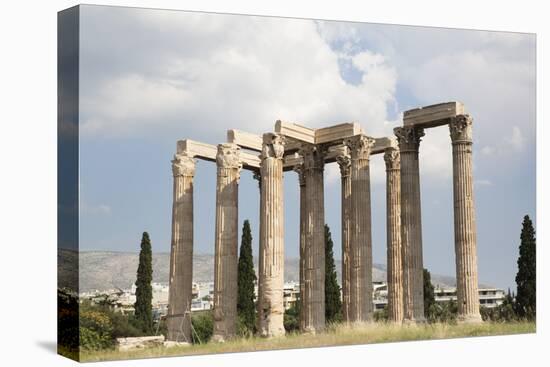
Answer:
394;126;426;323
177;139;260;170
177;139;217;161
163;340;191;348
315;123;362;144
257;133;286;337
282;138;392;168
275;121;362;146
169;105;482;336
384;147;404;323
293;161;307;330
275;121;315;144
404;101;465;128
167;153;195;342
212;143;241;342
227;129;263;151
336;146;352;322
450;115;482;323
300;144;326;333
116;336;165;351
344;135;375;322
371;137;398;155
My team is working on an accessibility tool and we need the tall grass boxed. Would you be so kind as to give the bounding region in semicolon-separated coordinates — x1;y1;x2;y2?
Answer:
80;321;535;362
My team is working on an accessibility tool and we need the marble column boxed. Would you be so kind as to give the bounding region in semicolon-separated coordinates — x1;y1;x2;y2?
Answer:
257;133;286;337
293;162;307;330
345;135;375;322
384;147;404;323
167;153;196;342
300;144;326;333
212;143;241;342
394;126;425;323
336;148;352;322
450;115;482;323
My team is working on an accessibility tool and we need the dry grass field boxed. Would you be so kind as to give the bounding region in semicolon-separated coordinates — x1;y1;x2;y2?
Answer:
78;321;535;362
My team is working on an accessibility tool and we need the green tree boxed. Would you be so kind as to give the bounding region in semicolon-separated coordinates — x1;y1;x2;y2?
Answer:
515;215;536;320
423;268;435;320
325;224;342;323
134;232;153;334
284;303;300;332
501;289;517;321
237;220;257;335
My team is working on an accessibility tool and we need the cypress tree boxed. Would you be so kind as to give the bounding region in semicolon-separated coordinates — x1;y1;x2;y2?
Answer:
423;268;435;319
515;215;536;320
134;232;153;334
237;220;257;333
325;224;342;323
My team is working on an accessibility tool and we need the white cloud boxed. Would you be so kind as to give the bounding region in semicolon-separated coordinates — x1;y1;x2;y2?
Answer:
317;21;534;181
80;8;397;140
79;7;534;185
506;126;525;151
418;126;453;182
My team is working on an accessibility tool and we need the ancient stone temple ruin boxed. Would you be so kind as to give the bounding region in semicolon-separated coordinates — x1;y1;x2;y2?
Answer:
166;101;482;343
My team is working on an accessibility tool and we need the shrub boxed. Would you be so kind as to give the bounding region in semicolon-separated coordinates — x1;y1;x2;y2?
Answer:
427;300;458;323
191;311;213;344
284;304;300;332
237;314;255;338
58;288;79;354
373;307;388;322
79;310;114;350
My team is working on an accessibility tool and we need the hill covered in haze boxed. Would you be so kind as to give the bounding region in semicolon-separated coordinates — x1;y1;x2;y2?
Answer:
59;249;469;292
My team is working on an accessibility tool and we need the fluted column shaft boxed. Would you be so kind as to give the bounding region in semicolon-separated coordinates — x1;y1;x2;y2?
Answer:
167;153;196;342
293;163;307;329
450;115;482;323
257;133;286;337
212;144;241;342
300;145;326;333
345;135;375;322
394;126;425;323
336;149;352;322
384;147;404;323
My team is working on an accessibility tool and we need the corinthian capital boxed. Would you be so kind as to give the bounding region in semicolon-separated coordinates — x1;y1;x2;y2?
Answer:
344;135;375;160
449;114;473;143
261;133;285;160
335;147;351;177
383;147;400;170
394;126;425;151
216;143;242;169
171;153;196;177
300;144;325;172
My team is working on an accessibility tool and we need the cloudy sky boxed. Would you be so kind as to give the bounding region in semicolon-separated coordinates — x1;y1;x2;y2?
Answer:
78;5;535;290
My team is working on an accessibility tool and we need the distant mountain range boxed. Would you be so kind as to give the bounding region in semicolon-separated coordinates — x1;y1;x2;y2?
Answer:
59;249;478;292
